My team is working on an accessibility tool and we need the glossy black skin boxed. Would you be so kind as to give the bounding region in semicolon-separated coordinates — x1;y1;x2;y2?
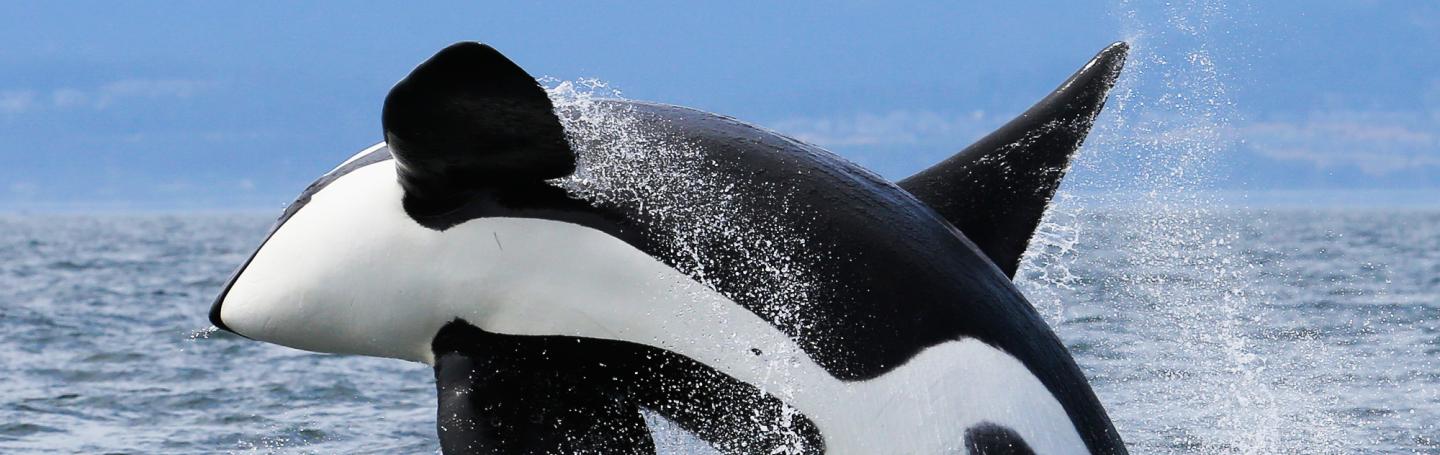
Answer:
901;42;1128;278
432;320;824;455
213;42;1130;454
383;43;574;215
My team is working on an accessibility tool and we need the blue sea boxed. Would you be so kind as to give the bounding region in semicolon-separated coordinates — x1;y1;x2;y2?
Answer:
0;207;1436;454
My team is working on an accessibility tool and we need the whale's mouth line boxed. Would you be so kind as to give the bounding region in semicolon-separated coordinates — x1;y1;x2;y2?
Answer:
208;227;274;339
209;204;301;339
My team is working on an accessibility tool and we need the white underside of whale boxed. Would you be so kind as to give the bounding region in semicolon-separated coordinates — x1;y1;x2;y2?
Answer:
218;157;1087;454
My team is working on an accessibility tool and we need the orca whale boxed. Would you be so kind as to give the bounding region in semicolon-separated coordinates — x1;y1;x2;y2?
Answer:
210;41;1129;454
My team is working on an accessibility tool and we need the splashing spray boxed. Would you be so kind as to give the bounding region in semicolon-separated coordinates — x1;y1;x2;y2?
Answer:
1018;1;1354;453
545;80;823;455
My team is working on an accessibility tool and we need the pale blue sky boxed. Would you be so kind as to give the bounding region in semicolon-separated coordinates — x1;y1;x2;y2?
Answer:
1;1;1436;210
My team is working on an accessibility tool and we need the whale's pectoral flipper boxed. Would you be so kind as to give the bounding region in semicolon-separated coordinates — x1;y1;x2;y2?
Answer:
431;320;826;455
433;322;657;454
382;41;575;216
899;42;1128;278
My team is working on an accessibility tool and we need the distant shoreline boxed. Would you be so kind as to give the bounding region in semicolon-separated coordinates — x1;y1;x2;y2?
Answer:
1;188;1436;214
1057;188;1440;210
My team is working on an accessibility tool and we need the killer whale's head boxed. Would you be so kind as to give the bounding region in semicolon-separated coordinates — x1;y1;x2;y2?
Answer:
209;42;584;361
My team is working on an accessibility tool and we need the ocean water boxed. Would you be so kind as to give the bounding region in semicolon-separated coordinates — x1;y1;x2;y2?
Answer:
0;209;1435;454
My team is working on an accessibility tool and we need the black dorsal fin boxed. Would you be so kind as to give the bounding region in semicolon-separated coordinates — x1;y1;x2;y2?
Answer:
382;42;574;214
898;42;1128;278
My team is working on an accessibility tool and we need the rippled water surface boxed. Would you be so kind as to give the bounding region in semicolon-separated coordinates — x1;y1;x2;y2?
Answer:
1;210;1436;453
